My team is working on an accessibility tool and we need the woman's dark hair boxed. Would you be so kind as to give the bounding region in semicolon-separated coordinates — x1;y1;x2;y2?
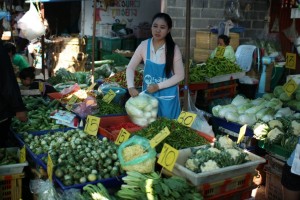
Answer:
218;34;230;46
3;42;16;55
152;13;175;78
19;67;35;80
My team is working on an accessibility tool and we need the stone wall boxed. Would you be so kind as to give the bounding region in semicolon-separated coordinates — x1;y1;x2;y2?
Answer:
162;0;270;59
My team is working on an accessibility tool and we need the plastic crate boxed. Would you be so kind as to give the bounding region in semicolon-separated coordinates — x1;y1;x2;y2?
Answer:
100;37;122;52
98;115;143;141
199;172;254;198
0;173;24;200
121;38;136;51
265;170;283;200
258;140;291;161
162;146;265;186
206;186;253;200
0;147;28;175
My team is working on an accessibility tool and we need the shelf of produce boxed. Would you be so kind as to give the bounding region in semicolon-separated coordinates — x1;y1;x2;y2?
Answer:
206;72;246;84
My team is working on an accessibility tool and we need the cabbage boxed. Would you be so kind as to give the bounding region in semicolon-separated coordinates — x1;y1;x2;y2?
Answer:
262;93;275;100
275;107;295;118
245;104;265;115
279;92;292;102
250;98;266;106
239;114;256;126
225;111;239;122
296;93;300;101
231;95;249;106
273;86;284;98
237;103;253;114
255;107;275;120
265;98;283;110
129;95;149;110
261;115;274;122
212;105;222;117
218;104;237;118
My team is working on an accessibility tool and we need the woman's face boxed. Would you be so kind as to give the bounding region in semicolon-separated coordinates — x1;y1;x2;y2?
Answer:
218;38;225;46
151;18;170;41
21;77;33;86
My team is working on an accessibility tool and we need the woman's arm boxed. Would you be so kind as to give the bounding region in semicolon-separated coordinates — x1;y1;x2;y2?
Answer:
157;45;185;90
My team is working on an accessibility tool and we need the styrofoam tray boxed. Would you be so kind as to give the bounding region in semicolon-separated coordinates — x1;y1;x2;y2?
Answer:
206;72;246;83
0;147;28;175
162;147;265;186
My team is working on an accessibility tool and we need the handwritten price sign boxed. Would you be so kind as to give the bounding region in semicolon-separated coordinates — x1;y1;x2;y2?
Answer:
68;95;78;105
38;82;44;92
283;78;298;97
177;111;197;127
115;128;131;145
102;89;116;104
158;143;179;172
84;115;101;136
150;127;170;148
285;53;296;70
86;83;96;91
47;154;53;182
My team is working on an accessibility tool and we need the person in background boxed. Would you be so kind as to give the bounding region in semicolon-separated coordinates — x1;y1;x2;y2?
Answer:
19;67;57;97
4;42;30;74
0;12;27;147
281;138;300;200
210;34;236;62
126;12;184;119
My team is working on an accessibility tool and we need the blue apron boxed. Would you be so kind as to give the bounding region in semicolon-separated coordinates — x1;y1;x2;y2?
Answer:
142;39;181;119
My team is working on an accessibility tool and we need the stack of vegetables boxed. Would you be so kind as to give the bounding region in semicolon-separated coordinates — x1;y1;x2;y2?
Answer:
18;129;122;187
253;116;300;156
94;96;126;117
212;94;299;126
11;96;65;132
189;57;242;83
185;136;250;173
103;70;143;89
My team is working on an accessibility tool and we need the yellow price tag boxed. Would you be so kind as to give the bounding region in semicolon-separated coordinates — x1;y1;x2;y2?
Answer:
87;83;96;91
38;82;44;92
115;128;131;145
150;127;170;148
84;115;101;136
215;46;225;58
157;143;179;172
285;53;296;69
47;154;53;182
19;146;26;163
102;89;116;104
177;111;197;127
68;95;78;105
283;79;298;97
237;124;247;144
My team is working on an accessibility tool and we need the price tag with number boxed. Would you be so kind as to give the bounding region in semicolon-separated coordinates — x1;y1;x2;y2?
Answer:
283;78;298;97
285;53;296;69
87;83;96;91
150;127;170;148
102;89;116;104
237;124;247;144
158;143;179;172
47;154;53;182
68;95;78;105
115;128;131;145
38;82;44;92
215;46;225;58
19;146;26;163
84;115;101;136
177;111;197;127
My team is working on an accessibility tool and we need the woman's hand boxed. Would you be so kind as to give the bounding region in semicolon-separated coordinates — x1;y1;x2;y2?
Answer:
128;87;139;97
147;84;159;93
16;111;27;122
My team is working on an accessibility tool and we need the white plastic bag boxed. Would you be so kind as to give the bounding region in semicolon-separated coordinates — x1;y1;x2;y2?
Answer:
17;2;45;41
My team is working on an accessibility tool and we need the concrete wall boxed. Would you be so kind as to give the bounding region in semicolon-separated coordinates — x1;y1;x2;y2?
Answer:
162;0;270;59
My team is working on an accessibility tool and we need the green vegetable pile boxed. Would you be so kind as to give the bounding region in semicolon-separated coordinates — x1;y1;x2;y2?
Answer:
134;118;209;152
47;68;90;85
19;129;122;186
11;97;64;132
269;85;300;111
189;57;242;83
185;136;250;173
117;171;203;200
94;97;126;117
82;183;114;200
0;148;19;166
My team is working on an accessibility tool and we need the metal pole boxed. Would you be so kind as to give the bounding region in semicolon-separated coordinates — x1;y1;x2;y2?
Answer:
183;0;191;111
91;0;97;84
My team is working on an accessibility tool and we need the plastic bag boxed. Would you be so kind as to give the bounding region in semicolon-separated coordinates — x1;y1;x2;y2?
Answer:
72;96;98;119
187;91;214;138
60;83;80;96
61;188;85;200
117;135;156;173
17;2;45;41
283;19;298;43
30;179;61;200
125;93;158;127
